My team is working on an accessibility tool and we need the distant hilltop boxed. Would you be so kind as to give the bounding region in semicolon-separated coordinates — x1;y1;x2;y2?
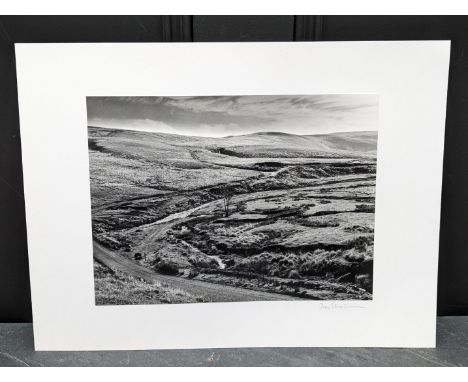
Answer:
88;126;378;155
220;131;377;154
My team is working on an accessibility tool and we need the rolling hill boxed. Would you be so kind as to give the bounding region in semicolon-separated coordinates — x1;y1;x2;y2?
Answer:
89;127;377;158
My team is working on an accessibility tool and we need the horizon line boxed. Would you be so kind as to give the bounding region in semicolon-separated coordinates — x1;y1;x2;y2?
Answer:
87;125;377;139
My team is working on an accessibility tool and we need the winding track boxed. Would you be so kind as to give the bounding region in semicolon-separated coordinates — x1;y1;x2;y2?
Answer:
93;241;297;302
92;158;375;303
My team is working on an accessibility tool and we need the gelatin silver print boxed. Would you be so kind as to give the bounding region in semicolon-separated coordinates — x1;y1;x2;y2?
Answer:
87;95;378;305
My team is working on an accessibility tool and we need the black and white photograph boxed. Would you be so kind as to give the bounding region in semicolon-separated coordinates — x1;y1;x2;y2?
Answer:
87;95;378;305
3;4;458;357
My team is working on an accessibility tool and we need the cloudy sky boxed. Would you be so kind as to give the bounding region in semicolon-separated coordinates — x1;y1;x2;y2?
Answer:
86;95;378;137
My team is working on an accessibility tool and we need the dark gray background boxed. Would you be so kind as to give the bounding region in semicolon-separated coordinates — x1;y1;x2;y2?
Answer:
0;16;466;322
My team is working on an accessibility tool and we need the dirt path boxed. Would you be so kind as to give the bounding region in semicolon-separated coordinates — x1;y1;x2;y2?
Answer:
93;241;297;302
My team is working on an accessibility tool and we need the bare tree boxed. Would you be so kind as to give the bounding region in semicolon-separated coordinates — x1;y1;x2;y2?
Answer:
221;186;234;217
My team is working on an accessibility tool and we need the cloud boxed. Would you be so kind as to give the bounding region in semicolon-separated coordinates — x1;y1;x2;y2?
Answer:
88;118;178;135
87;95;378;137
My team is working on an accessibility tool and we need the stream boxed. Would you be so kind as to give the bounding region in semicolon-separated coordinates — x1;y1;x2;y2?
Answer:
154;201;216;224
180;239;226;270
153;200;226;270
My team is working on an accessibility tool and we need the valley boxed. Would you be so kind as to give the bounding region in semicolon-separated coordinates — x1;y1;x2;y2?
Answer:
89;126;377;304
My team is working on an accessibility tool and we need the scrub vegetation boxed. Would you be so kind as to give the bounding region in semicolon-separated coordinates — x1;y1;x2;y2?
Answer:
90;126;377;303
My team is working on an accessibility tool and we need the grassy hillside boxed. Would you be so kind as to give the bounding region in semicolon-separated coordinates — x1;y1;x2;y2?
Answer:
89;126;377;302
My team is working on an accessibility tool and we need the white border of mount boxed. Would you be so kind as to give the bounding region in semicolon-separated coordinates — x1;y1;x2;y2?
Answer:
15;41;450;350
